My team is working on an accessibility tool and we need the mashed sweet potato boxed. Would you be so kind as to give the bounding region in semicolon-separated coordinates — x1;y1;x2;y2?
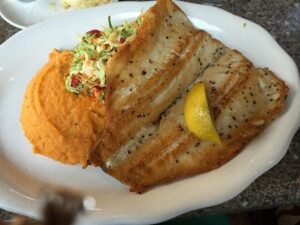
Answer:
20;49;105;166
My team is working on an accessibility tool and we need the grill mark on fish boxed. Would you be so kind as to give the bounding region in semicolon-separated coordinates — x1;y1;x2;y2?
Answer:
105;125;157;169
201;50;253;117
113;32;195;107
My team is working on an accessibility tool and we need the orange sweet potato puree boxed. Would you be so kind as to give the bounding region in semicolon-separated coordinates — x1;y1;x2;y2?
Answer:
20;49;105;166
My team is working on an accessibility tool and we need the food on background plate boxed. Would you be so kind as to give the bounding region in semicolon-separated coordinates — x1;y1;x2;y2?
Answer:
90;0;288;193
21;0;288;192
61;0;110;9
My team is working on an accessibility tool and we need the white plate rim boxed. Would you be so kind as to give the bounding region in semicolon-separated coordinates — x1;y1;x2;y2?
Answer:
0;1;299;225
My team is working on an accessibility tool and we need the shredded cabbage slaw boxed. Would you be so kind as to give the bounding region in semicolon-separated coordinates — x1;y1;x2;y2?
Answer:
65;16;142;100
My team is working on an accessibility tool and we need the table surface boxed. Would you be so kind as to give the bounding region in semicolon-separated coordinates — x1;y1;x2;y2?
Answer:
0;0;300;221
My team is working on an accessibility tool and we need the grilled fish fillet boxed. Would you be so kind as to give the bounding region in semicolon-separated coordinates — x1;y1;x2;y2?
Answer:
118;68;287;193
91;0;224;166
90;0;288;192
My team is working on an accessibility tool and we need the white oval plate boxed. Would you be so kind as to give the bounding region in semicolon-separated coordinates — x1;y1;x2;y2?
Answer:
0;1;299;225
0;0;117;29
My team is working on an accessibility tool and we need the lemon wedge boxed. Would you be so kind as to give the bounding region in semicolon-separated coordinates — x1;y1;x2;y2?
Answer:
184;82;221;144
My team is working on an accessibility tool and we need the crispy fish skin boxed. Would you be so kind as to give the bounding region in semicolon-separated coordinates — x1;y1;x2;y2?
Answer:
91;0;225;166
90;0;288;193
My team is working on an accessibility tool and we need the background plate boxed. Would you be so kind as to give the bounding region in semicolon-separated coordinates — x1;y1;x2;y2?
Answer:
0;1;299;225
0;0;118;29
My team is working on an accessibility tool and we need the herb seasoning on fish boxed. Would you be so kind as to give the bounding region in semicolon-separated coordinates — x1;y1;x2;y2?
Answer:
65;16;142;100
